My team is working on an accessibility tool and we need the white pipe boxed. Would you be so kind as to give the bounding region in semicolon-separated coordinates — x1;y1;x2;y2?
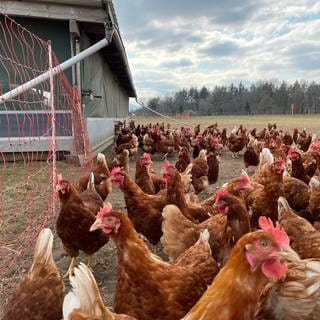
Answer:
0;37;110;103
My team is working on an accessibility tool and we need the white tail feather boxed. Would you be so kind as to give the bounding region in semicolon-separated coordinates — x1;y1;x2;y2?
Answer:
309;176;320;191
63;292;80;320
198;149;207;160
259;148;274;165
277;196;290;214
87;172;95;191
311;134;318;146
66;263;107;318
201;229;210;242
97;153;106;164
30;228;54;273
241;169;250;180
183;163;193;176
231;125;237;134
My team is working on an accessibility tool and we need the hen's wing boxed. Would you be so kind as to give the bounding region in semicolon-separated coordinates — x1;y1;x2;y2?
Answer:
173;229;219;286
278;196;320;259
283;176;310;212
256;259;320;320
161;204;200;260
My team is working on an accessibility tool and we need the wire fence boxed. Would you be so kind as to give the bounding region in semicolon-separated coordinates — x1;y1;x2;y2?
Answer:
0;13;92;308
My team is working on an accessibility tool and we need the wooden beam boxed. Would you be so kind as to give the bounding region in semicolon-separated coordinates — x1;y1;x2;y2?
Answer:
0;1;107;23
69;19;80;37
30;0;103;7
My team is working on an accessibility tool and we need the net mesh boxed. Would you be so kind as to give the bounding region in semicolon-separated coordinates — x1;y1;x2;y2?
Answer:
0;13;92;307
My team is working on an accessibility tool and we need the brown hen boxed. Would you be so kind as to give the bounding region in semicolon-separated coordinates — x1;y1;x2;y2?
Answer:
256;256;320;320
76;153;112;201
135;153;155;194
163;162;212;222
3;228;64;320
175;145;191;173
278;196;320;259
110;167;166;245
246;156;286;228
181;216;297;320
90;205;211;320
190;149;209;193
56;173;109;277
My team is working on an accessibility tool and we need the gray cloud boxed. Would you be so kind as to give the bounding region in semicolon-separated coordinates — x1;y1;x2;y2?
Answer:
114;0;320;99
288;43;320;56
291;54;320;70
200;41;243;57
258;62;286;72
160;58;194;69
118;0;263;24
135;78;180;96
137;26;204;50
116;0;266;41
282;43;320;70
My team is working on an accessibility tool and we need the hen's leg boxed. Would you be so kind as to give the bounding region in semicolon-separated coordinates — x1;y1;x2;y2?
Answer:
63;256;76;278
87;255;93;270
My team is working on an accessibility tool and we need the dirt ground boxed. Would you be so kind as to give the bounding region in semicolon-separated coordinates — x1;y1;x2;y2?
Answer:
2;116;318;312
53;144;247;309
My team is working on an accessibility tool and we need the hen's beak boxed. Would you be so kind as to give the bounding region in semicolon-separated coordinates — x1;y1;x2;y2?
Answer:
55;184;61;192
90;218;103;232
278;246;300;262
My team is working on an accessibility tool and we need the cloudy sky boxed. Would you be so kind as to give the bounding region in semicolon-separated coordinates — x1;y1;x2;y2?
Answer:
113;1;320;104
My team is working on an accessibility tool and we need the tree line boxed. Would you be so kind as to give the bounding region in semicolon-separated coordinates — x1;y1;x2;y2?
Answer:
135;80;320;116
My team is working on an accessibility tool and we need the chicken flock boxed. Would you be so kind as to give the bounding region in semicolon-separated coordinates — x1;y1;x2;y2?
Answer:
3;120;320;320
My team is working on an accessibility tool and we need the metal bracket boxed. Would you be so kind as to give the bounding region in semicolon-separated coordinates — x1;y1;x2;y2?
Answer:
81;89;102;100
104;18;114;42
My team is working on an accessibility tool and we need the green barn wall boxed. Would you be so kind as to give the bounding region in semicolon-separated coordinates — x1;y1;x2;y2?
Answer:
12;17;72;82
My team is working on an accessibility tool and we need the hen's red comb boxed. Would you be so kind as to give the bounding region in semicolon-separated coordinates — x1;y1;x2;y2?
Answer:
143;153;151;161
275;157;285;165
97;202;113;219
310;143;316;150
258;216;289;247
215;188;228;203
240;172;250;186
56;173;63;185
161;160;170;171
310;140;320;150
287;146;296;156
110;167;121;177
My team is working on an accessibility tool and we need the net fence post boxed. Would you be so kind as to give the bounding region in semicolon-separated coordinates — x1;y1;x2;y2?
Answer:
48;40;56;216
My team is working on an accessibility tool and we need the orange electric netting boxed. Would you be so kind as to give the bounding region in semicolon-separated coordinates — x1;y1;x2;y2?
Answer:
0;13;93;307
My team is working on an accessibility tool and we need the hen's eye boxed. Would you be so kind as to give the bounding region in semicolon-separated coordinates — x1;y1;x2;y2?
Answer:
260;239;269;248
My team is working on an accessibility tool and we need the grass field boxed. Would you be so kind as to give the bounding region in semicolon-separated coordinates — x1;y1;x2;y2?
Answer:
133;114;320;136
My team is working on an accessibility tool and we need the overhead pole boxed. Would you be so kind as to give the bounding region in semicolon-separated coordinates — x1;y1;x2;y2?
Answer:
0;22;114;103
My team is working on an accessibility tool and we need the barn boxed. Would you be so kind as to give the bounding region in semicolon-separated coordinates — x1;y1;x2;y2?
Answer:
0;0;136;162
